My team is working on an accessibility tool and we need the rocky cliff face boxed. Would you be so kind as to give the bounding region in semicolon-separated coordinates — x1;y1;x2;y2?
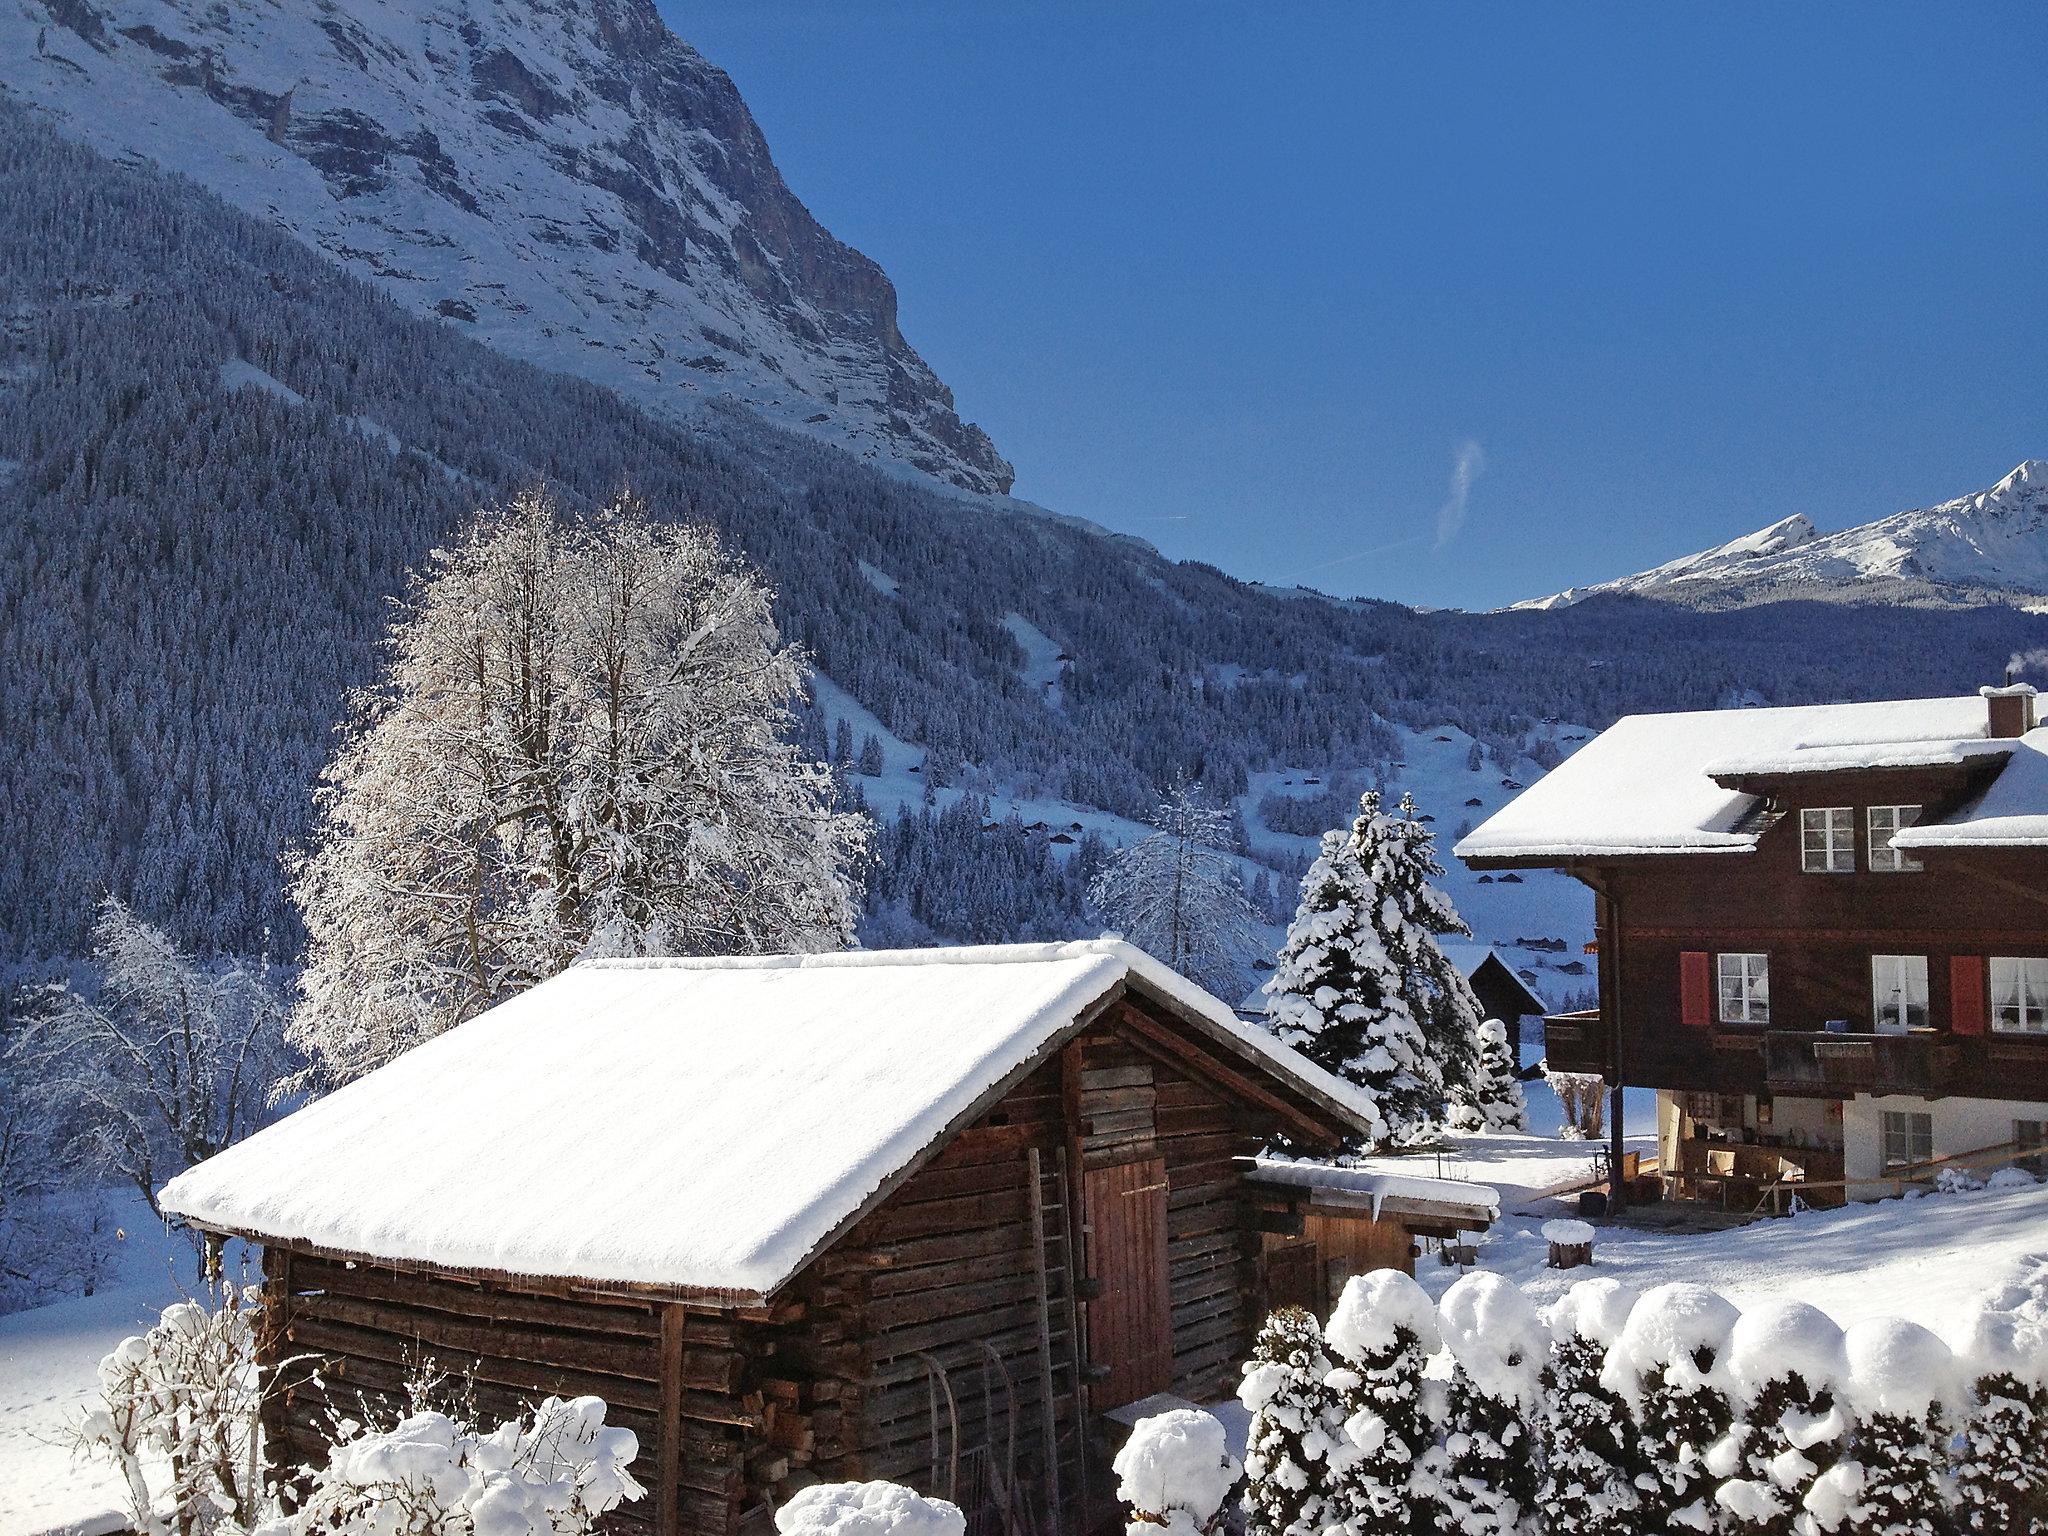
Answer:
2;0;1013;494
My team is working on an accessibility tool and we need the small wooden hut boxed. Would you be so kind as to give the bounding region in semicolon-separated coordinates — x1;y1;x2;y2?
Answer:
160;941;1375;1536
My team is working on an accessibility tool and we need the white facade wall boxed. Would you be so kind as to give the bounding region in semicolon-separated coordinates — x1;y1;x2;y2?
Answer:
1842;1093;2046;1187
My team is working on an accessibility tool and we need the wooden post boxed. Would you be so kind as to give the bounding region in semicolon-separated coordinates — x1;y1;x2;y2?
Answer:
1025;1147;1062;1527
657;1304;684;1536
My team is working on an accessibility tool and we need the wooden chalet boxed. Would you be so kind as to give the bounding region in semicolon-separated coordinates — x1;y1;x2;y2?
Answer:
1457;685;2048;1212
159;941;1383;1536
1438;941;1549;1071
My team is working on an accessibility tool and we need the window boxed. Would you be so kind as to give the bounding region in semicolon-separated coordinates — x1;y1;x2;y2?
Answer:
1882;1110;1933;1169
1870;955;1929;1033
2016;1120;2047;1176
1801;807;1855;873
1867;805;1923;872
1718;952;1770;1024
1991;957;2048;1034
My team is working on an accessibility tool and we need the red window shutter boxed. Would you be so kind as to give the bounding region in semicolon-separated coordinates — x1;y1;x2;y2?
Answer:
1680;951;1712;1028
1950;956;1987;1036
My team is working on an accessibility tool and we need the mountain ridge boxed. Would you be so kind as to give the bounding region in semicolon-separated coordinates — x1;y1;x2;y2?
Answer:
1519;460;2048;611
1;0;1013;495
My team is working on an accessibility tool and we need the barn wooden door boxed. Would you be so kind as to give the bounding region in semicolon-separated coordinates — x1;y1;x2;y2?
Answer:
1082;1155;1172;1410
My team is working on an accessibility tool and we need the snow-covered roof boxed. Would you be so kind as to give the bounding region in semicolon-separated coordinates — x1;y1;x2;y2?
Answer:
1893;728;2048;850
1248;1155;1500;1222
1455;695;1999;863
158;941;1375;1300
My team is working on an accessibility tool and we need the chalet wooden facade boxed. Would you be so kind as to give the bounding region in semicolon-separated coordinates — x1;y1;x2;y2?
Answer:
160;942;1379;1536
1458;686;2048;1210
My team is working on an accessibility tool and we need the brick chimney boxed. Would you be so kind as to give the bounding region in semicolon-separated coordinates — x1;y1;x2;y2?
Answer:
1984;680;2039;738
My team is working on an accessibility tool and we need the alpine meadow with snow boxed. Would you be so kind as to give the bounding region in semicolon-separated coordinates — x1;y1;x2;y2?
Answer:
4;2;2048;1534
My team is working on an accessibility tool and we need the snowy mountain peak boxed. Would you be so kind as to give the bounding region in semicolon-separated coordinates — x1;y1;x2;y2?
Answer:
1517;461;2048;610
0;0;1013;495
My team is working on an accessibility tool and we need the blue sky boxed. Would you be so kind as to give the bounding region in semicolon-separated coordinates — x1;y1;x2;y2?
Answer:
663;3;2047;610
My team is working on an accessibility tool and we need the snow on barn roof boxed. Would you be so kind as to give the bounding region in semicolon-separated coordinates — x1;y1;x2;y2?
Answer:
1894;728;2048;849
158;940;1375;1301
1454;695;1996;863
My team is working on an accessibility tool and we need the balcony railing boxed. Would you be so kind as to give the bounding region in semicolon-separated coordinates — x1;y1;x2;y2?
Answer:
1762;1030;1962;1097
1539;1009;1605;1075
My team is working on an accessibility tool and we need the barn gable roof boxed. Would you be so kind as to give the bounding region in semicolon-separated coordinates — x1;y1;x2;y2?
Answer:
159;940;1374;1303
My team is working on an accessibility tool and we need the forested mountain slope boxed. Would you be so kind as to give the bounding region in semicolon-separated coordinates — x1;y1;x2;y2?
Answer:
3;108;2044;964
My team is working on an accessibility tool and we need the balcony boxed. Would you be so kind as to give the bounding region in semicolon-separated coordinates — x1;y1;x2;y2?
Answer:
1539;1009;1605;1076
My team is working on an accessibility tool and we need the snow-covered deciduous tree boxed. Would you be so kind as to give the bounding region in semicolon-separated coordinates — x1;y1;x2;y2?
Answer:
1112;1407;1242;1536
1600;1282;1738;1535
1806;1319;1958;1536
1710;1300;1848;1536
1947;1299;2048;1536
1239;1308;1342;1536
1089;788;1257;996
15;899;292;1214
286;490;869;1090
1432;1272;1545;1536
1538;1279;1641;1536
1446;1018;1526;1134
1324;1270;1441;1535
70;1280;271;1536
1543;1069;1606;1141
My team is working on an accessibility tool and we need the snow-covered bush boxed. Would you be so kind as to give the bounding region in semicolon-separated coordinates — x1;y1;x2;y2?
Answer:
1947;1299;2048;1536
290;1394;642;1536
1543;1069;1606;1140
774;1482;963;1536
70;1280;269;1536
1324;1269;1440;1534
1239;1307;1342;1536
1712;1300;1848;1536
1538;1279;1640;1536
1446;1018;1527;1134
1112;1407;1241;1536
1806;1318;1958;1536
1601;1282;1739;1534
1432;1272;1545;1536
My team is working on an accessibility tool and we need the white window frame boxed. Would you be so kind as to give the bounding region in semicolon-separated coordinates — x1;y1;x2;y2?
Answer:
1801;807;1855;873
1718;952;1770;1025
1990;957;2048;1034
1870;954;1930;1034
1866;805;1923;873
1882;1109;1933;1170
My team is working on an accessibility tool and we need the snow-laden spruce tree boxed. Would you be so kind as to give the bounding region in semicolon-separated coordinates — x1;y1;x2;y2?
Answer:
1539;1279;1641;1536
1601;1282;1739;1534
1710;1300;1848;1536
1239;1307;1343;1536
286;490;869;1090
13;898;292;1214
1433;1272;1545;1536
1090;787;1258;996
1948;1299;2048;1536
1324;1270;1441;1535
1447;1017;1527;1134
1806;1318;1959;1536
1264;791;1492;1145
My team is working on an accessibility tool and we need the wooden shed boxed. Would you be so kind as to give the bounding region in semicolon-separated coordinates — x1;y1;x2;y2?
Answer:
160;941;1375;1536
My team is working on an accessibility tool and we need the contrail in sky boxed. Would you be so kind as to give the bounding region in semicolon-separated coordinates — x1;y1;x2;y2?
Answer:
1436;440;1486;549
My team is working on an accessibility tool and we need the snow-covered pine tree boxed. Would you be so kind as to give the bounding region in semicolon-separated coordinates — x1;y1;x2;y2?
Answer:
286;489;870;1090
1949;1301;2048;1535
1600;1282;1738;1535
1090;787;1259;997
1434;1272;1545;1536
1324;1270;1442;1535
1712;1300;1848;1536
1447;1017;1527;1134
1808;1318;1958;1536
1238;1307;1342;1536
1538;1279;1641;1536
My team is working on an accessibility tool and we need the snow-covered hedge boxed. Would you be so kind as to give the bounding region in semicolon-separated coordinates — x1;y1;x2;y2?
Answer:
1199;1269;2048;1536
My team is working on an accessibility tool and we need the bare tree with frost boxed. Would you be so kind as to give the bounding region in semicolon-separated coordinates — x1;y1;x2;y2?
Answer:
13;899;290;1216
286;489;869;1091
1090;787;1258;996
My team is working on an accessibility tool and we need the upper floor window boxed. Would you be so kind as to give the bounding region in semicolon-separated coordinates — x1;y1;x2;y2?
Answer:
1991;957;2048;1034
1718;952;1770;1024
1867;805;1923;873
1801;807;1855;873
1871;954;1929;1033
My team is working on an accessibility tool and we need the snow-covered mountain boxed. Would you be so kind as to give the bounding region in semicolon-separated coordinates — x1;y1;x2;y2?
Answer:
0;0;1012;495
1519;460;2048;610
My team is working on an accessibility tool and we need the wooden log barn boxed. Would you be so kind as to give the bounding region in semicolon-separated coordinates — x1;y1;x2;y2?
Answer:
158;941;1383;1536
